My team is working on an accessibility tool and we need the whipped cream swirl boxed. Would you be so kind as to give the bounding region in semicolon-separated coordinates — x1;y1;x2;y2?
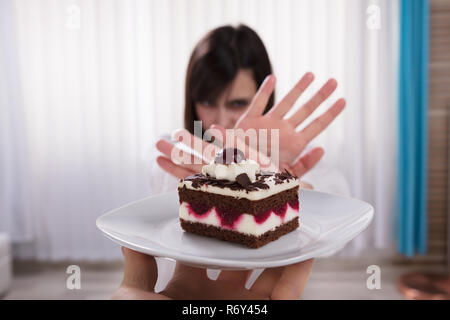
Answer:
201;159;260;182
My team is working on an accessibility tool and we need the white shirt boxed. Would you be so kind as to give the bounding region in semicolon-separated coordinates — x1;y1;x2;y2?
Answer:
147;135;351;292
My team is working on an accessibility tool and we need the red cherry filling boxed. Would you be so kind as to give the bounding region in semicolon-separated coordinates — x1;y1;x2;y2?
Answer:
254;200;298;224
215;207;243;229
187;203;212;218
254;209;271;224
289;198;299;210
186;198;299;227
273;203;288;219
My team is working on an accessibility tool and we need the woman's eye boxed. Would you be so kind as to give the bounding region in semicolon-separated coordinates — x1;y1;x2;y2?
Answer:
198;101;214;108
199;101;215;108
228;100;249;109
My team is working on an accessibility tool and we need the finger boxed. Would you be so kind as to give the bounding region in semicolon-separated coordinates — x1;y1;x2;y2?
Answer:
112;286;171;300
249;267;284;297
268;72;314;118
157;138;203;165
234;135;277;171
121;247;158;292
156;139;205;171
172;261;207;280
160;262;209;300
299;98;346;142
172;128;221;161
287;78;338;126
244;75;276;118
217;270;252;286
156;156;196;179
271;259;314;300
290;147;324;178
300;181;314;190
163;276;266;300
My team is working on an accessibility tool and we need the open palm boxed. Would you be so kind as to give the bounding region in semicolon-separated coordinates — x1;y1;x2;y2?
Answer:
234;73;345;170
156;72;345;180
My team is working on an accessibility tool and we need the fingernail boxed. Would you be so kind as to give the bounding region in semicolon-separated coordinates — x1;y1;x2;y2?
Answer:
304;72;314;81
269;74;276;84
328;78;338;87
337;98;346;109
264;74;275;85
318;148;325;157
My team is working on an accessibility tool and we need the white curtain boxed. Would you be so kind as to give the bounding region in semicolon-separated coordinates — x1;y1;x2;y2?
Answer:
0;0;33;243
0;0;398;260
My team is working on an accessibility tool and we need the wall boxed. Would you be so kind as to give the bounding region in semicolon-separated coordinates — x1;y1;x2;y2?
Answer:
428;0;450;264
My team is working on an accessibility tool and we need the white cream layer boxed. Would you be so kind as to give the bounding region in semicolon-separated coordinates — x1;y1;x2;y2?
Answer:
179;201;299;236
201;159;260;182
179;176;299;201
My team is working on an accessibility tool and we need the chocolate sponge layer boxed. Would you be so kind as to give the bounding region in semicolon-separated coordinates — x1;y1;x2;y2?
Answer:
180;217;299;248
178;185;299;216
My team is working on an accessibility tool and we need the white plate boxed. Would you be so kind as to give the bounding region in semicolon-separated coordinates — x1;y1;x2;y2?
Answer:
96;190;373;270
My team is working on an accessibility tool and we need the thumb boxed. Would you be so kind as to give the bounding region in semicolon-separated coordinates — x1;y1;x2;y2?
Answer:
290;147;324;178
121;247;158;292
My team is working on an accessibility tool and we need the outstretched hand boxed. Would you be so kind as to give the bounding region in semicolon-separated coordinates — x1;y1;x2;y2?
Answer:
155;72;345;180
234;73;345;170
112;247;314;300
155;127;322;181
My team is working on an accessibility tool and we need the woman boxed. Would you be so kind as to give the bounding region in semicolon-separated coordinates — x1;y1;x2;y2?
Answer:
115;24;349;299
153;25;349;194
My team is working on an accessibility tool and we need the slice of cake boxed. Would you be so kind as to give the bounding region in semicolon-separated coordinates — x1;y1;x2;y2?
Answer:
178;148;300;248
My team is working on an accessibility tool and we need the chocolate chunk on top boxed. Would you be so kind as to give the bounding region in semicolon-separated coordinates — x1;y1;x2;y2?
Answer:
236;173;252;187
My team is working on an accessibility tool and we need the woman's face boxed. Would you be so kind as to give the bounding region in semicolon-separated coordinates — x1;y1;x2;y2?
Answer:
195;69;257;130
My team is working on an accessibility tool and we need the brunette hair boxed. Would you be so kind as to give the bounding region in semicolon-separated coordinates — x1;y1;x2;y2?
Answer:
184;24;275;135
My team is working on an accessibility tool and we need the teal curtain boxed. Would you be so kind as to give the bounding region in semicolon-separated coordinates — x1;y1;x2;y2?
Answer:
397;0;429;256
